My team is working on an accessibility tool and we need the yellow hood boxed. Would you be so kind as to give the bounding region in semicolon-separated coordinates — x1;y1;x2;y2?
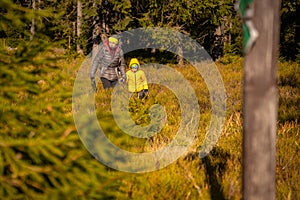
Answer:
129;58;140;69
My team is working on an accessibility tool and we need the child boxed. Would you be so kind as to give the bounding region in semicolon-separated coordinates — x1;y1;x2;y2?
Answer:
126;58;148;99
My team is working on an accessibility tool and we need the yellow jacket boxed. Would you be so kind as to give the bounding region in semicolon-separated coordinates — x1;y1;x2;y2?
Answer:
126;58;148;92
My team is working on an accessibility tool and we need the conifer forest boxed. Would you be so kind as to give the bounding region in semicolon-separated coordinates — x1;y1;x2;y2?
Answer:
0;0;299;199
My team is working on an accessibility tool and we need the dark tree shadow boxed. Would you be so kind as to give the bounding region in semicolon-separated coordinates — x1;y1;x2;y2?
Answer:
186;148;230;200
202;148;230;200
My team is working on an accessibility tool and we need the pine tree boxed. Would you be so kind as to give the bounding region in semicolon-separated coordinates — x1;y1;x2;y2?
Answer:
0;1;120;198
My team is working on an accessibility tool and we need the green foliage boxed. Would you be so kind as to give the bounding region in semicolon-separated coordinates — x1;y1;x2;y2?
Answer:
0;1;120;198
1;0;297;60
0;50;120;198
280;0;299;61
1;0;299;198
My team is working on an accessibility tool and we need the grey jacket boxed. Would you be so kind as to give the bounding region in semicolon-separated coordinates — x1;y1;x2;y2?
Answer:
90;43;126;81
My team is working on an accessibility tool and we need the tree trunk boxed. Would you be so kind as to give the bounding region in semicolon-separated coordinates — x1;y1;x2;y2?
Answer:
91;0;107;62
92;24;101;62
77;0;83;54
102;0;110;34
212;25;224;60
243;0;280;200
30;0;36;41
295;4;300;57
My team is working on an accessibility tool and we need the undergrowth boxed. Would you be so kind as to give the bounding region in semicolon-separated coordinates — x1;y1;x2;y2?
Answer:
1;54;299;199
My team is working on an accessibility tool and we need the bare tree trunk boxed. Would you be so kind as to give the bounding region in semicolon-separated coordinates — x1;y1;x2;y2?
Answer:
68;36;71;50
91;0;107;62
73;22;76;48
30;0;36;40
92;24;101;62
101;0;110;35
243;0;280;200
228;21;232;45
77;0;83;54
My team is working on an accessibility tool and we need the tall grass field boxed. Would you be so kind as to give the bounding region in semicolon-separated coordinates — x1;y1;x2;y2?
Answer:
0;55;299;199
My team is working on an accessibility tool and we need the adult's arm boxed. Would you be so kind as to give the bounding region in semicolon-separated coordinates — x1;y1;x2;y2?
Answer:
90;46;104;79
118;49;126;79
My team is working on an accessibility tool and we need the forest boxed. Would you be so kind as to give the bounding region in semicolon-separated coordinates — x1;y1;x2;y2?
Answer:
0;0;299;199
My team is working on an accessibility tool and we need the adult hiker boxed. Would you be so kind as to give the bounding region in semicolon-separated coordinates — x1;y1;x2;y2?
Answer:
126;58;149;99
90;36;126;91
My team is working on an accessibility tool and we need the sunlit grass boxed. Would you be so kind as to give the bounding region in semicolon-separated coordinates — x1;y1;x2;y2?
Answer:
1;54;299;199
91;57;299;199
